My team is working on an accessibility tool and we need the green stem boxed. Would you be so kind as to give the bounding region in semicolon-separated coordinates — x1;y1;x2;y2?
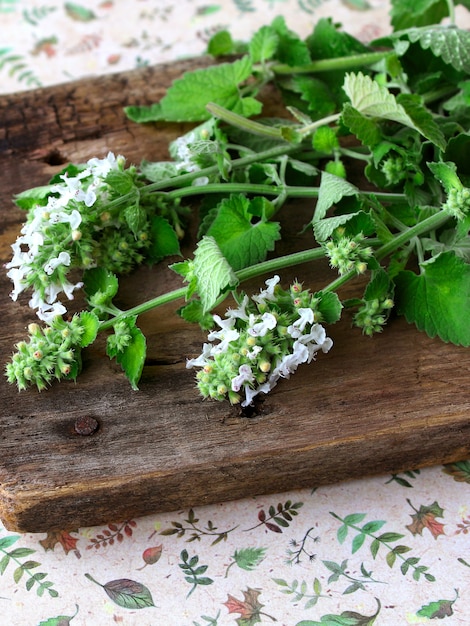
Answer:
322;209;451;294
142;143;303;194
99;247;327;331
270;50;394;75
445;0;456;24
164;182;406;203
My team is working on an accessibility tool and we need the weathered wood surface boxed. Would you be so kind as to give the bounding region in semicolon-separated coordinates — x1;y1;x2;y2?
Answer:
1;61;469;533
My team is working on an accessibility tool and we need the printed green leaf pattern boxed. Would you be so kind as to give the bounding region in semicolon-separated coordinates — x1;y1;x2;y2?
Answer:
245;500;303;533
179;549;214;598
38;604;79;626
296;598;381;625
225;547;267;577
331;511;435;581
160;508;238;545
273;577;326;609
0;535;58;597
84;573;155;609
416;589;459;619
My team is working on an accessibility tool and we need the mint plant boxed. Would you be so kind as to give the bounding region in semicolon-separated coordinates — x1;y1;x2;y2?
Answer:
4;1;470;408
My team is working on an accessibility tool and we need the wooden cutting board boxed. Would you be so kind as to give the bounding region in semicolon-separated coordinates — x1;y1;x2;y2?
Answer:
1;60;469;533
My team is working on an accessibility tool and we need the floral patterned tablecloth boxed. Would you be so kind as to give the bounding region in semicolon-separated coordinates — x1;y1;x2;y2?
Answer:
2;1;470;625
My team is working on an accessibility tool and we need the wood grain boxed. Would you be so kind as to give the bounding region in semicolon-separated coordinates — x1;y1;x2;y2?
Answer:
1;61;469;533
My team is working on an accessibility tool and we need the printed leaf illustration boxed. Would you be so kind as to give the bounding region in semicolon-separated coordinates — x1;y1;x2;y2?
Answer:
38;604;79;626
406;500;445;539
137;545;163;570
416;589;459;619
64;2;96;21
246;500;303;533
296;597;381;626
84;573;155;609
179;549;214;598
225;547;267;577
442;460;470;483
39;530;80;556
0;535;58;597
224;587;274;626
86;520;136;549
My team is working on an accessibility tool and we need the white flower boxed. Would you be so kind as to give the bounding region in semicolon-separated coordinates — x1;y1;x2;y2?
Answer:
248;312;277;337
226;295;250;322
7;266;29;300
207;315;239;353
252;275;280;305
231;364;255;392
186;343;213;369
36;300;67;324
44;251;71;276
87;152;120;177
288;307;314;337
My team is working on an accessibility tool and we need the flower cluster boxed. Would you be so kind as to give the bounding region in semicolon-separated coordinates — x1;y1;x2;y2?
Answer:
353;296;394;336
442;186;470;221
5;152;138;323
5;315;87;391
324;232;373;276
186;276;333;407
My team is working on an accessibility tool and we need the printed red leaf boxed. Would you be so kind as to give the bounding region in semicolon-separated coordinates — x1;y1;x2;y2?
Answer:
39;530;80;556
138;545;163;570
258;510;266;522
406;500;445;539
224;587;268;626
265;522;282;534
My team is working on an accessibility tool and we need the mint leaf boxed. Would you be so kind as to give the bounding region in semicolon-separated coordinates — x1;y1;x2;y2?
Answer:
193;236;238;312
115;319;146;390
344;72;417;128
314;210;374;242
390;0;449;30
315;291;343;324
177;300;214;330
313;171;358;222
394;251;470;346
83;267;119;302
78;311;100;347
207;30;235;57
249;25;279;63
105;170;135;195
341;104;382;148
123;201;146;236
396;93;446;150
124;56;257;123
147;215;181;263
206;194;281;270
427;161;462;192
270;15;311;67
14;185;54;210
397;26;470;73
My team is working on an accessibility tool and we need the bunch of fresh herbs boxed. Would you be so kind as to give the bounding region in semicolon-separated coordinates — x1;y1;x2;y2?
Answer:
5;0;470;406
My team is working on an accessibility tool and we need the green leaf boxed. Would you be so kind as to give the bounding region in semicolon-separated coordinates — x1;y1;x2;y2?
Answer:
314;291;343;324
343;513;367;526
343;72;420;130
83;267;119;302
78;311;100;348
207;30;235;57
351;533;366;553
394;251;470;346
404;26;470;74
249;25;279;63
206;194;281;270
341;104;382;148
376;532;405;542
147;215;181;263
314;210;374;242
125;56;256;123
177;300;214;330
390;0;449;30
85;574;155;609
361;520;386;534
38;604;79;626
313;171;358;222
396;93;446;150
193;236;238;312
114;319;146;390
123;201;146;237
0;535;20;550
427;161;462;193
105;170;135;195
233;547;267;571
416;590;458;618
270;15;311;67
14;185;54;210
